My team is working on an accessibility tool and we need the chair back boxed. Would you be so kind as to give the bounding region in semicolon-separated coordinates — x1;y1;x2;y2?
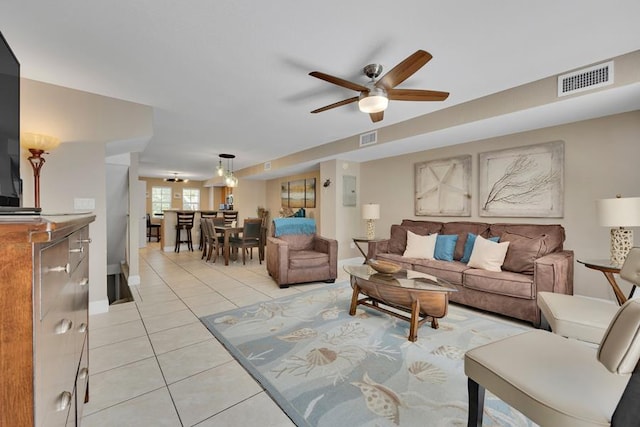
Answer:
620;247;640;286
212;217;225;227
598;298;640;374
201;211;218;219
146;213;152;226
201;218;213;240
223;211;238;226
242;218;262;240
177;211;195;227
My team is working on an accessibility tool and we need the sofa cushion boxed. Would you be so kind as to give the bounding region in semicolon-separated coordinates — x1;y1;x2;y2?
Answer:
411;259;469;286
278;233;315;251
463;268;534;299
489;223;565;253
289;250;329;269
500;232;548;274
467;235;510;272
461;233;500;263
403;231;437;258
442;222;490;260
434;234;458;261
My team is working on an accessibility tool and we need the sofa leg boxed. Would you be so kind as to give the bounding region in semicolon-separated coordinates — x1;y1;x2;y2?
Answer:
279;284;290;289
325;279;336;283
467;378;485;427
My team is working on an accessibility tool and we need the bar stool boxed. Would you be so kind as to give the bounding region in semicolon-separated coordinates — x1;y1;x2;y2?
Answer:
174;211;195;252
223;211;238;226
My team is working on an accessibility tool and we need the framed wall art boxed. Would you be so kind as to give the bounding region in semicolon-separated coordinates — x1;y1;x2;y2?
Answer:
415;155;471;216
280;178;316;208
479;141;564;217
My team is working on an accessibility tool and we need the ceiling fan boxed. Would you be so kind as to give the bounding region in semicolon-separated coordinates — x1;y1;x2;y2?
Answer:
309;50;449;123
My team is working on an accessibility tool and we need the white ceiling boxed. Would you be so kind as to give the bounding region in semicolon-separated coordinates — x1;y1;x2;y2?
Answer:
2;1;639;181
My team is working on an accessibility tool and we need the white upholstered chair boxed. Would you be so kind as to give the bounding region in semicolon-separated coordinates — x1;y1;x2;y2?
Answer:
537;247;640;344
464;296;640;426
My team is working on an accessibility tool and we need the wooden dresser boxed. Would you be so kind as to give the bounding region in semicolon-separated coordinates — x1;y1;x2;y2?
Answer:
0;214;95;426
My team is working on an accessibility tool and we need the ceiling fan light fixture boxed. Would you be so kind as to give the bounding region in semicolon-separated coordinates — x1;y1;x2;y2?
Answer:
358;87;388;113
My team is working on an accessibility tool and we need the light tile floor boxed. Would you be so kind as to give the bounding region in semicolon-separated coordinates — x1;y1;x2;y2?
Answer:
82;242;351;426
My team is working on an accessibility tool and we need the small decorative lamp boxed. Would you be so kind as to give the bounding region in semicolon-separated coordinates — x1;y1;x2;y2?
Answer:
596;195;640;265
362;203;380;240
20;132;60;208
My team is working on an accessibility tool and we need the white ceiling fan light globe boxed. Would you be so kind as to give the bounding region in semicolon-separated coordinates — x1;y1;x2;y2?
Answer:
358;87;388;113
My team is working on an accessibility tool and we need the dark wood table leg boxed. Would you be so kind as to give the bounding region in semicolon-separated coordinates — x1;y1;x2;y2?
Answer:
349;278;360;315
409;299;420;342
224;230;230;266
603;270;627;305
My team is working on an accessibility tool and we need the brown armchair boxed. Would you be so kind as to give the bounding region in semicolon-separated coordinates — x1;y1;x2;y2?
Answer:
266;218;338;288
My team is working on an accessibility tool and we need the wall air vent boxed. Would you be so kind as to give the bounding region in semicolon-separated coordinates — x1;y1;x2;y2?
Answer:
558;61;613;97
359;130;377;147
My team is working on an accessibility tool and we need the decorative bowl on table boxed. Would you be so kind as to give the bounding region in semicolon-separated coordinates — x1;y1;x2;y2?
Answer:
367;259;401;275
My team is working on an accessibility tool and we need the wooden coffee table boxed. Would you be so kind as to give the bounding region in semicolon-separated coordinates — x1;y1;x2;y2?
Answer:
344;265;457;342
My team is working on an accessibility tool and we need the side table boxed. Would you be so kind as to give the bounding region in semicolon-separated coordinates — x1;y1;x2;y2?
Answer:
578;259;634;305
352;237;385;263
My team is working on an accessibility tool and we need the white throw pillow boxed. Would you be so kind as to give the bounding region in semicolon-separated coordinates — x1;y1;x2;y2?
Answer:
403;231;437;259
467;235;510;272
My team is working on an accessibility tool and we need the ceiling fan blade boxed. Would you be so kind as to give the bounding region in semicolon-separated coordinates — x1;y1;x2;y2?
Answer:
309;71;368;92
311;96;359;113
376;50;433;89
387;89;449;101
370;111;384;122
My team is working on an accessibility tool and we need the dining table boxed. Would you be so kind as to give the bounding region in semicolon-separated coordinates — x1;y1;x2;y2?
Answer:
214;224;243;265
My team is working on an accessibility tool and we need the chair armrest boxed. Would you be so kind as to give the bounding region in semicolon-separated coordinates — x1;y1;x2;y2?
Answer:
313;236;338;279
534;250;574;295
367;239;390;260
267;236;290;283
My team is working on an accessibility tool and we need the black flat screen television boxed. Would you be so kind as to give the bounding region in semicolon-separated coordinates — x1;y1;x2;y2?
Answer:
0;31;21;207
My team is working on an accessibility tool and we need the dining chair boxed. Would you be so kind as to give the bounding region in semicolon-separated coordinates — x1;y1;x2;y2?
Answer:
146;213;161;242
174;211;195;252
230;218;262;265
200;218;213;260
208;217;226;262
199;211;218;250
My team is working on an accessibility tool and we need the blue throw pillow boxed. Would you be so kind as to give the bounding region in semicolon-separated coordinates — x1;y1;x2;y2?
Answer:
434;234;459;261
461;233;499;263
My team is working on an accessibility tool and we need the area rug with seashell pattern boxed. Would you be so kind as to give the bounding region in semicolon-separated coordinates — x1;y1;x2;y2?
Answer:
200;281;536;427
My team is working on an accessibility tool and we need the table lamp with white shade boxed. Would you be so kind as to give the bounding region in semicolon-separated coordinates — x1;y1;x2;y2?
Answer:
362;203;380;240
596;195;640;265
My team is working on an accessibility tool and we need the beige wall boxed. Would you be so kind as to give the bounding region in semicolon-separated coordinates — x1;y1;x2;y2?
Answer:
359;111;640;301
21;141;109;313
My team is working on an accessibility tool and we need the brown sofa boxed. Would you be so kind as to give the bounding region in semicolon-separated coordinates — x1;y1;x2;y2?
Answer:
266;223;338;288
368;220;574;326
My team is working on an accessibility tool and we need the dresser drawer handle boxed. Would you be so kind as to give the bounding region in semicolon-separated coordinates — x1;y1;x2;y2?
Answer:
78;323;87;333
48;263;70;274
69;246;84;254
77;238;92;244
79;278;89;287
78;367;89;380
55;319;73;334
56;391;72;412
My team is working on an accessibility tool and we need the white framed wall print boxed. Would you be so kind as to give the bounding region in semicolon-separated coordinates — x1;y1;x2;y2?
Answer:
479;141;564;217
415;155;471;216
